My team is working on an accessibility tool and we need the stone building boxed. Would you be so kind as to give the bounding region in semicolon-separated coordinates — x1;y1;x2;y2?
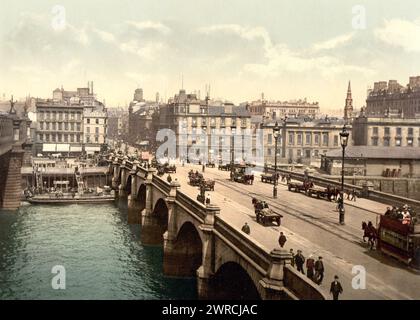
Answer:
365;76;420;118
261;117;350;165
107;107;128;140
128;88;160;150
352;75;420;148
352;116;420;147
159;89;252;163
321;146;420;178
35;84;107;156
246;95;319;118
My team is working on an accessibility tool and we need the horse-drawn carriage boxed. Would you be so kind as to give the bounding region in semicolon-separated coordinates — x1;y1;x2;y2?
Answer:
206;161;216;168
260;173;278;184
306;185;329;200
233;165;254;185
188;171;215;190
218;163;231;171
252;198;282;226
156;163;177;175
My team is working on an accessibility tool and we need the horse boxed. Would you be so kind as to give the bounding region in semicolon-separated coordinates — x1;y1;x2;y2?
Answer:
362;221;377;250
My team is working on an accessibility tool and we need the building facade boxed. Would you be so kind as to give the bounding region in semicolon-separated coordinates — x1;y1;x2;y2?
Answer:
261;117;350;165
247;96;319;118
366;76;420;118
35;84;107;155
160;89;252;163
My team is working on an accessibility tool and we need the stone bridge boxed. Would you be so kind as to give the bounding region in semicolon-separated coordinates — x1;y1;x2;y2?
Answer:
109;154;327;300
0;110;31;211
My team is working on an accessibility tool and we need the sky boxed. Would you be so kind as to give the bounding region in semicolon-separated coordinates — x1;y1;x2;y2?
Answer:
1;0;420;112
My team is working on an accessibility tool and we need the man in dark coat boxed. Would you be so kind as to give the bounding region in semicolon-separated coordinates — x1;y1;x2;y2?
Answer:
241;222;250;235
294;250;305;274
315;256;325;284
278;232;287;248
330;275;343;300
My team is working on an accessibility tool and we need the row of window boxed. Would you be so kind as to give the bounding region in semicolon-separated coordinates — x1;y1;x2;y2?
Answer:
372;127;415;136
371;137;418;147
286;132;337;147
39;122;81;132
180;117;248;127
39;133;81;143
38;111;82;121
86;118;105;125
267;148;328;158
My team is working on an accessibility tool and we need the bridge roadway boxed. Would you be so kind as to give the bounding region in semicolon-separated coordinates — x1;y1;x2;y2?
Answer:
163;164;419;300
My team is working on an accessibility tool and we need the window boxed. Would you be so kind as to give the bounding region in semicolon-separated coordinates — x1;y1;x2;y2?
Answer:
58;134;62;142
64;134;68;142
70;134;74;143
87;127;90;134
268;134;273;144
39;122;44;130
322;133;329;146
95;136;98;143
383;137;390;147
395;138;402;146
384;127;390;136
52;122;56;131
305;133;311;145
334;135;339;146
288;133;294;145
314;134;319;145
267;148;272;156
58;122;62;130
372;127;378;135
408;128;413;136
65;123;68;130
314;150;319;157
45;134;50;142
297;134;302;145
95;127;99;134
95;119;99;124
305;150;311;158
396;127;402;136
70;123;74;131
76;134;80;142
76;123;81;131
297;149;302;157
372;137;378;146
87;119;90;124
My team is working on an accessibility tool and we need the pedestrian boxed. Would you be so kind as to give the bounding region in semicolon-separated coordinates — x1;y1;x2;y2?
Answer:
206;193;211;205
167;174;172;183
295;250;305;275
289;249;295;267
314;256;325;285
330;275;343;300
241;222;250;235
202;164;205;172
306;254;315;281
278;232;287;248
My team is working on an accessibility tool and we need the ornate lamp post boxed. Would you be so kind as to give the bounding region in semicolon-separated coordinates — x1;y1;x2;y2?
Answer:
230;134;235;181
339;125;349;225
273;121;280;198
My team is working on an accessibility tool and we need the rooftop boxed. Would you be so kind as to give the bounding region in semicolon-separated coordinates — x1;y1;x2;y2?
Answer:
325;146;420;160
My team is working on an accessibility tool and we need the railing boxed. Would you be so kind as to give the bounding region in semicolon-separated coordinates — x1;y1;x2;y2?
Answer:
283;265;328;300
152;175;171;194
271;166;420;213
214;216;271;274
176;190;206;221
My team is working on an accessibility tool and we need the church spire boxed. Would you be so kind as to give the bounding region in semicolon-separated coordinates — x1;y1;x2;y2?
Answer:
344;81;353;122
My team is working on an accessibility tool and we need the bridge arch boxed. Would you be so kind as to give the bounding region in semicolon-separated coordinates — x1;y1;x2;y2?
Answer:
136;183;146;211
125;175;132;195
211;262;261;300
164;221;203;276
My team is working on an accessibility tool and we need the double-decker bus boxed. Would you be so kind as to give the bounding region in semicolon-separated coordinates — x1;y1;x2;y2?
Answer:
377;215;420;269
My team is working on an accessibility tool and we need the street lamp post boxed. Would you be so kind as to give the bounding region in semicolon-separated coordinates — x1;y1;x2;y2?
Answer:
273;121;280;198
339;125;349;225
230;134;235;181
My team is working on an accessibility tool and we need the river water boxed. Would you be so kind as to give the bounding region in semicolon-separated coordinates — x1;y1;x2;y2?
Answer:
0;202;197;299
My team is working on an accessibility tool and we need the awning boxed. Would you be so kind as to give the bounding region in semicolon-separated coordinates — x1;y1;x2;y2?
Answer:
43;144;56;152
85;146;100;152
56;144;70;152
70;146;82;152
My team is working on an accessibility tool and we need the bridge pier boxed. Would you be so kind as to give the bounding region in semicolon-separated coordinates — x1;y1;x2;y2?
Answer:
196;205;219;298
259;249;294;300
0;148;24;211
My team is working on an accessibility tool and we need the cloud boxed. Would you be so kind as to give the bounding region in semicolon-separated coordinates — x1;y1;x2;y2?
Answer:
374;18;420;52
312;32;355;51
125;20;171;35
197;24;372;78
